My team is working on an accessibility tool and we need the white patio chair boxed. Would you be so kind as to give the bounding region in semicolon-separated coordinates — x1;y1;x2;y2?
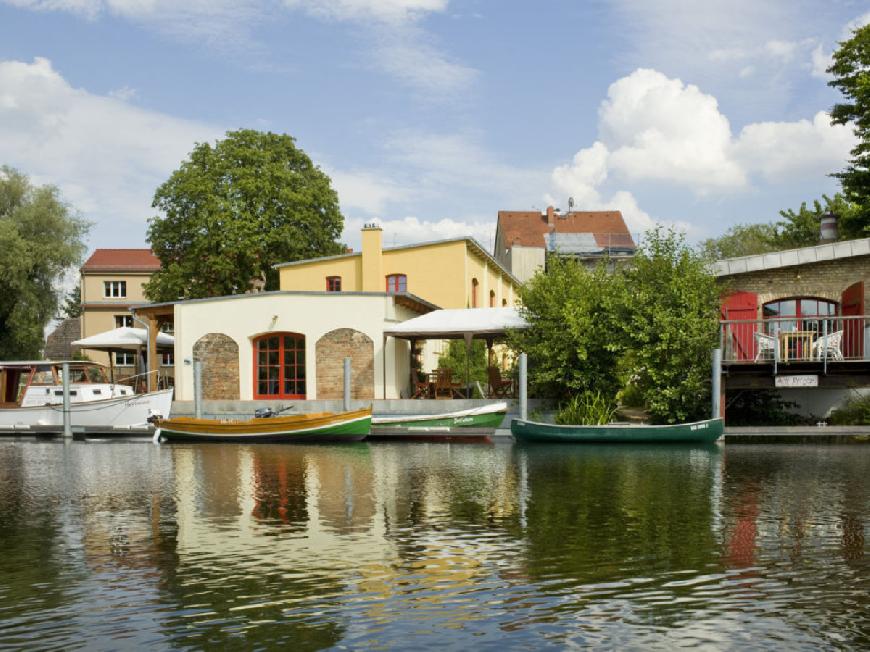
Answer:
812;330;844;360
754;332;777;361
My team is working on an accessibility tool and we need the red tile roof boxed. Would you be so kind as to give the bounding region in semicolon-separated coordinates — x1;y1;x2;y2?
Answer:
81;249;161;272
497;209;635;249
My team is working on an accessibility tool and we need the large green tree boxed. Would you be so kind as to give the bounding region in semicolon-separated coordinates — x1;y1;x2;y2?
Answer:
829;23;870;236
145;129;345;301
513;229;719;423
0;167;89;358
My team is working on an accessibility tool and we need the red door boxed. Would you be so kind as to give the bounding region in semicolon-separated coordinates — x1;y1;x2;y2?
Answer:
721;291;758;361
841;282;864;358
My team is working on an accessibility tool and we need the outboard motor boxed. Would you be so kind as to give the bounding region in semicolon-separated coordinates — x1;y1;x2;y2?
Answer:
254;407;276;419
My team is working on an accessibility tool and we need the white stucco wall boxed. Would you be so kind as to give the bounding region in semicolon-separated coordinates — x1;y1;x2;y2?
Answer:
172;292;423;401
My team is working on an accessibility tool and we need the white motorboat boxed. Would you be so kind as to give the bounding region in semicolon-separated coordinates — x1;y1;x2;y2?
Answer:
0;361;173;429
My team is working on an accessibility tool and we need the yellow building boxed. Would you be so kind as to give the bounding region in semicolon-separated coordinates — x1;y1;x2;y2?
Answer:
80;249;163;372
276;224;520;309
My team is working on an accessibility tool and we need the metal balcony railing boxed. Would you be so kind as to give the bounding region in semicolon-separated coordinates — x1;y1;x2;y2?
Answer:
720;315;869;367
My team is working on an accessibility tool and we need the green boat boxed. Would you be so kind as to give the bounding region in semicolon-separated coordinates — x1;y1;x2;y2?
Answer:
369;402;507;439
511;417;723;444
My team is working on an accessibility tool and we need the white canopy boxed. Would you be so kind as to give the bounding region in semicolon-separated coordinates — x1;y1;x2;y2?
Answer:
384;307;528;339
72;327;174;351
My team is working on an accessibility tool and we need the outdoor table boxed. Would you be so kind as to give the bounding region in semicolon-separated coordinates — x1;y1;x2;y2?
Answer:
779;331;816;361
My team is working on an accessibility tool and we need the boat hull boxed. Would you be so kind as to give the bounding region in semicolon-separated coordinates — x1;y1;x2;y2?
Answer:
156;408;372;443
0;389;174;430
369;403;506;438
511;417;723;444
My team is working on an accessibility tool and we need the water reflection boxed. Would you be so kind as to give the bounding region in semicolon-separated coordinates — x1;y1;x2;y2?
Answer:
0;441;866;649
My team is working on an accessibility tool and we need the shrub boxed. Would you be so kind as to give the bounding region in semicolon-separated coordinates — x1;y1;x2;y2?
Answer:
828;393;870;425
555;391;618;426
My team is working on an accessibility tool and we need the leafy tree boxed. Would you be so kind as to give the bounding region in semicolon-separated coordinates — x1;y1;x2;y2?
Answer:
437;339;488;391
619;228;720;423
59;282;82;319
700;223;779;259
776;193;863;244
0;167;89;358
146;129;345;301
510;256;625;401
513;229;719;424
828;22;870;236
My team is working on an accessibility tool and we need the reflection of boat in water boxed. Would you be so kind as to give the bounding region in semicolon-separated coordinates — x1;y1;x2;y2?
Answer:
0;361;173;429
153;407;372;443
369;402;506;439
511;417;723;444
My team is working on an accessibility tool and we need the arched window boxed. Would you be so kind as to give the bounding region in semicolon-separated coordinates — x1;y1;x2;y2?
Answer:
386;274;407;294
763;297;839;359
502;298;508;307
253;333;306;399
326;276;341;291
471;278;479;307
489;290;496;307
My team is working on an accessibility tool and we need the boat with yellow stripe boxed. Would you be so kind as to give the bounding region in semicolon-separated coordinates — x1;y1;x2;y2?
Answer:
152;407;371;443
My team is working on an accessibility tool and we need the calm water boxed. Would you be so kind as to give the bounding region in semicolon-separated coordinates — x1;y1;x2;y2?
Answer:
0;440;867;650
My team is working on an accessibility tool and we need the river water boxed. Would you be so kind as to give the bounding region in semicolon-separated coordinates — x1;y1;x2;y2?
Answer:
0;440;867;650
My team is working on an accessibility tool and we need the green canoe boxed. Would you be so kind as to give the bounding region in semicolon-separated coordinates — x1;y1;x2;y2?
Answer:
511;417;723;444
369;402;507;438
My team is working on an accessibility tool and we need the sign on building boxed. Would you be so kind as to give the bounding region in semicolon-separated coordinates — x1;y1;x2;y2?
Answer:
775;375;819;388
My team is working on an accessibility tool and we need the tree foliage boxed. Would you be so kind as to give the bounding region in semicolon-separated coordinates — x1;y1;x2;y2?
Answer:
59;282;83;319
829;22;870;236
145;129;345;301
0;167;89;358
437;339;488;390
701;194;863;259
513;228;720;424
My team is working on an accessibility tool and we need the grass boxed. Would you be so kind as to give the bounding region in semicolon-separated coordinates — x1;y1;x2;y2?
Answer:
555;391;617;426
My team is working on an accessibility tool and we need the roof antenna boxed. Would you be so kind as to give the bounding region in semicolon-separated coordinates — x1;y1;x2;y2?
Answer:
568;196;575;211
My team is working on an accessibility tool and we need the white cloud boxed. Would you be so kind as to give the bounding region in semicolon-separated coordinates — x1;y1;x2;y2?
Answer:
284;0;448;26
329;169;410;214
734;111;855;182
0;57;220;241
549;67;854;234
343;215;494;249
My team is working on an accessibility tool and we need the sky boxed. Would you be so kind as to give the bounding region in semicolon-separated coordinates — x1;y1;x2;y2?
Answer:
1;0;868;256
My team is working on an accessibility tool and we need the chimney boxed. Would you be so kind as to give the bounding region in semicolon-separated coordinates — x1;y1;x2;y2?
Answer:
546;205;555;227
361;221;383;292
819;211;838;243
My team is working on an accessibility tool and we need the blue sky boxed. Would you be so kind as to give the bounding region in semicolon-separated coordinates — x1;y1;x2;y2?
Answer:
1;0;867;255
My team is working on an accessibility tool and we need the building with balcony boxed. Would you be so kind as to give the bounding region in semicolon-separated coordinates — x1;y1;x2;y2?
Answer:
716;237;870;417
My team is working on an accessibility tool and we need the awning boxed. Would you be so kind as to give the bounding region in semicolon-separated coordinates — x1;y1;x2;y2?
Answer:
384;307;528;339
72;327;174;351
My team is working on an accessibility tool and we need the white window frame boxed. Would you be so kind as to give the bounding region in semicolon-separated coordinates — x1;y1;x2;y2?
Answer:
114;351;135;366
114;314;133;328
160;352;174;367
104;281;127;298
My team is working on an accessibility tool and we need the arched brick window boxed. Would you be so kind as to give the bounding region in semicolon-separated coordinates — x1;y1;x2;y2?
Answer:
253;333;306;399
386;274;407;294
471;278;479;307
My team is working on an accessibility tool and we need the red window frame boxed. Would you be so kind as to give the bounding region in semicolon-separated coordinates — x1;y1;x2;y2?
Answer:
386;274;407;294
326;276;341;292
253;333;306;399
471;278;479;308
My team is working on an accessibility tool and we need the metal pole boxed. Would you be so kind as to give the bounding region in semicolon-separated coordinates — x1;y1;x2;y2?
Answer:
62;361;72;438
130;312;152;392
193;359;203;420
343;357;351;412
822;318;828;375
519;352;528;421
711;348;722;420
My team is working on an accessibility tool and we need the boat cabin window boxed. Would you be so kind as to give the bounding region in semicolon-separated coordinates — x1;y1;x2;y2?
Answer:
31;366;56;385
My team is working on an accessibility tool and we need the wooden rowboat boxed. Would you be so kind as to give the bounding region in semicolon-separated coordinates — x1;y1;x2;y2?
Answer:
511;417;723;444
369;402;507;439
153;407;371;443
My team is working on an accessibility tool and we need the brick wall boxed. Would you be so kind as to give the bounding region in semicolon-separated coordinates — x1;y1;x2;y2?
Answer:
315;329;374;399
193;333;240;400
719;255;869;314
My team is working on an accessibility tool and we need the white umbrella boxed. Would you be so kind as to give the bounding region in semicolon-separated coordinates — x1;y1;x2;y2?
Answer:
72;327;174;383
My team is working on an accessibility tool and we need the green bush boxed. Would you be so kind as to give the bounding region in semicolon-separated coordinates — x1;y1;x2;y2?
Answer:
555;391;617;426
828;393;870;425
725;390;813;426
